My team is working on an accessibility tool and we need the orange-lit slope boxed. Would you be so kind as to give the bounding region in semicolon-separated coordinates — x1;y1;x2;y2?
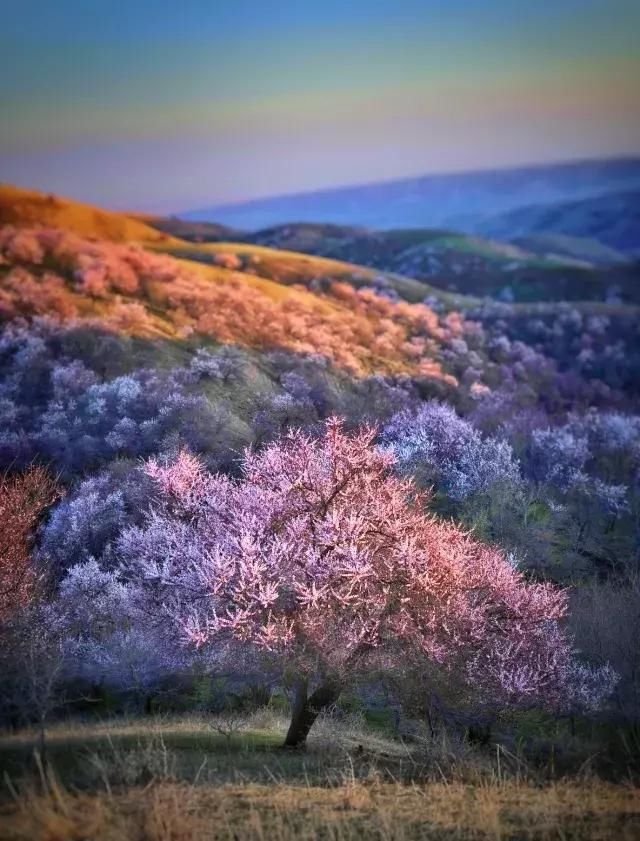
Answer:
0;185;183;246
0;225;461;385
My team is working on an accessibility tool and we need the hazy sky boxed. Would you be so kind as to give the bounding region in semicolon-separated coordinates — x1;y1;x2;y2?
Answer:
1;0;639;212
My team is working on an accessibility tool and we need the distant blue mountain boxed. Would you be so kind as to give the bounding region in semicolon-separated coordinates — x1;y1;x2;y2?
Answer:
182;158;640;238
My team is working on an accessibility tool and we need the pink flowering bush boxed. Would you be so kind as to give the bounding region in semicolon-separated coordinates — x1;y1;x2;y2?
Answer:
119;418;613;746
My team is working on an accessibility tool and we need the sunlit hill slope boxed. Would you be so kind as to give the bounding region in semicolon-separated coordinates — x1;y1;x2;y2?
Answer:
0;185;470;385
0;184;183;246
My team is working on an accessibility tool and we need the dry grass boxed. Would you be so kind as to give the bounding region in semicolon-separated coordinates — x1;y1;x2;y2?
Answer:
0;710;288;748
2;773;639;841
1;713;639;840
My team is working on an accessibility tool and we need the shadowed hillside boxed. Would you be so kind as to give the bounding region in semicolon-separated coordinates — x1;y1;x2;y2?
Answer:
163;239;475;308
479;190;640;255
130;214;240;243
511;233;630;266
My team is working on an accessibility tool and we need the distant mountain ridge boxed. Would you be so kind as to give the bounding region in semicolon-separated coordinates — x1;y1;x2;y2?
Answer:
511;233;630;267
181;158;640;238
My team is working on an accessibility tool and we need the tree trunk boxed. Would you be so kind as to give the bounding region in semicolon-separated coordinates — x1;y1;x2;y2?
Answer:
284;678;342;748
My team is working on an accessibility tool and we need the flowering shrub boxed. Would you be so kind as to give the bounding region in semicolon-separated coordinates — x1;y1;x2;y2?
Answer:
0;324;248;477
473;300;640;398
527;427;590;490
55;560;184;692
38;465;156;577
383;402;521;500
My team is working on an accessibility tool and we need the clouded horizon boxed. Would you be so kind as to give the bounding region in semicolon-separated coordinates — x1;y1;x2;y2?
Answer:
2;0;639;213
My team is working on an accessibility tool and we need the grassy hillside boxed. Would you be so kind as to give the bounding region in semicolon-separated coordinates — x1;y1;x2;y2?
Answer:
163;239;476;308
245;224;534;262
0;184;183;246
0;185;473;308
8;185;634;308
2;188;638;401
512;233;630;266
132;214;240;243
223;223;640;304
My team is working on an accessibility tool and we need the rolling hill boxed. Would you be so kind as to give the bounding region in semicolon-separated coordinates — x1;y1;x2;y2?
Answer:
0;184;468;309
161;239;474;308
6;180;633;307
0;222;466;385
130;214;240;243
511;233;630;267
199;223;640;304
1;185;639;426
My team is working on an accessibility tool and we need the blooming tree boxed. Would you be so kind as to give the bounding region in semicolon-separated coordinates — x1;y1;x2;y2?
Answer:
54;560;184;696
38;466;156;577
118;419;611;746
382;402;521;501
527;427;590;490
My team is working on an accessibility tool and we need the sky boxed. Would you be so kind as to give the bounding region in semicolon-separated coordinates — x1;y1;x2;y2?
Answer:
1;0;639;212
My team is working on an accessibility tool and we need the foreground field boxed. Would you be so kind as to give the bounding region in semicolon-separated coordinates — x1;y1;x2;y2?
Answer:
1;713;639;840
5;776;640;841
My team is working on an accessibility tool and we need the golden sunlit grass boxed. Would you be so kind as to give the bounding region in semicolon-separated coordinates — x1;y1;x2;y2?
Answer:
0;185;184;247
3;773;639;840
173;256;341;311
1;714;639;840
199;240;382;278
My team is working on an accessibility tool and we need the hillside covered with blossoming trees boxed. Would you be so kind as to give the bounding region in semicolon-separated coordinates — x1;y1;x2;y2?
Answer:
0;182;639;839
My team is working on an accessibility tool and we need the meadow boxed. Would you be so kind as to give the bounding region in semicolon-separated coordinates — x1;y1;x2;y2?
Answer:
2;710;640;840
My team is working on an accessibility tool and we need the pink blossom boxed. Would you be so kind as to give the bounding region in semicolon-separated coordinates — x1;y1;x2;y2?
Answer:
120;418;612;712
